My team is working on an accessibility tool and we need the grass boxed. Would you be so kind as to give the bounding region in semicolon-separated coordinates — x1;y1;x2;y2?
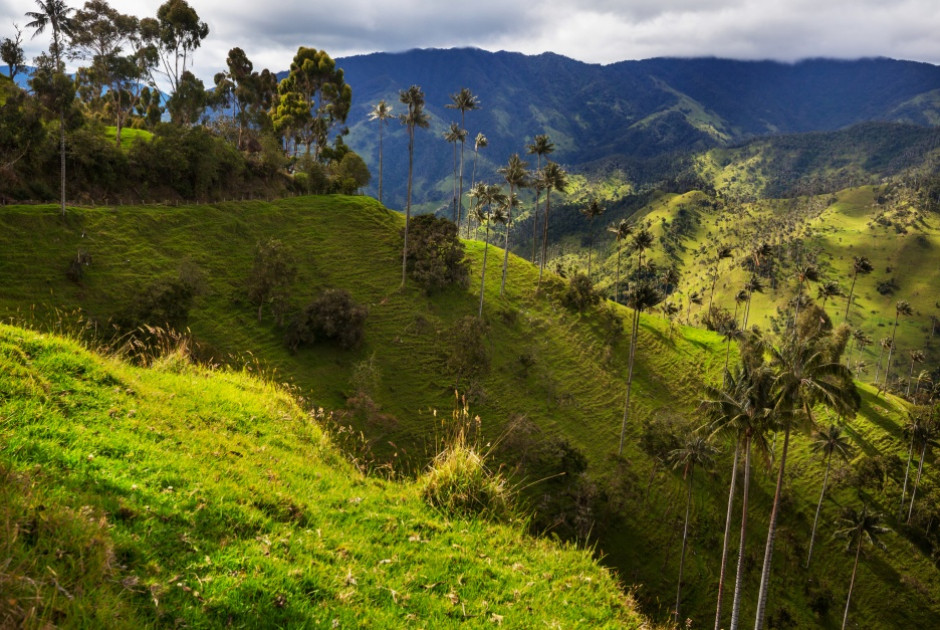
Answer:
0;195;938;627
0;323;650;628
103;126;154;151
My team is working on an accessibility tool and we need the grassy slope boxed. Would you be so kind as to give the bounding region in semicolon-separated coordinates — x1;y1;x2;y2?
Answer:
0;324;648;628
0;197;938;627
103;126;155;151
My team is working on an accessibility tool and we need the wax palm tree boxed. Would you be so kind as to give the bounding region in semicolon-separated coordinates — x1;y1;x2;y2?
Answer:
399;85;430;288
843;255;874;323
792;263;820;329
706;245;734;312
497;154;529;296
873;337;891;385
618;279;660;456
817;281;843;311
754;336;860;630
444;122;467;223
906;349;926;398
704;359;773;630
471;183;507;318
608;219;633;303
27;0;75;216
834;505;888;630
580;199;605;278
742;276;764;329
368;99;393;204
899;408;926;518
907;412;939;524
467;132;487;237
848;328;871;371
446;88;479;230
537;161;568;289
668;431;717;624
881;300;913;391
527;134;555;263
805;422;854;568
686;291;703;325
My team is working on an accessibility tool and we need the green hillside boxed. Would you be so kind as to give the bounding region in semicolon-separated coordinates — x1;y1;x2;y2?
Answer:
1;196;939;627
0;323;649;628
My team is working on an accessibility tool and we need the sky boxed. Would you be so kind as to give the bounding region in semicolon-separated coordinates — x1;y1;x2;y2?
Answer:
5;0;940;83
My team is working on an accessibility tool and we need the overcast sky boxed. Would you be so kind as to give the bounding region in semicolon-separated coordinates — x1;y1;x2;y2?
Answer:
5;0;940;82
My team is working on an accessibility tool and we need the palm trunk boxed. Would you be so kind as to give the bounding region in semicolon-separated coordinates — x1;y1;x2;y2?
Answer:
841;532;863;630
882;314;901;390
843;270;858;323
500;184;515;296
675;467;694;624
805;452;832;568
874;343;886;385
900;431;916;517
538;189;551;289
468;148;480;239
714;440;740;630
707;262;720;312
378;124;384;204
457;116;466;230
401;126;414;287
451;142;458;223
906;358;916;397
724;301;741;372
754;425;791;630
478;221;491;319
729;434;752;630
531;154;542;263
908;440;927;524
587;217;595;279
618;306;640;456
614;241;622;303
59;109;66;216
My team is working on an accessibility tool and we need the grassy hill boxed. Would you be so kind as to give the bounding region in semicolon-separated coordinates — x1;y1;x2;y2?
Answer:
1;196;939;627
0;323;649;628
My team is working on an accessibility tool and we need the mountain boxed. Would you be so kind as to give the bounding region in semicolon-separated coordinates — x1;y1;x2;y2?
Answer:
336;49;940;208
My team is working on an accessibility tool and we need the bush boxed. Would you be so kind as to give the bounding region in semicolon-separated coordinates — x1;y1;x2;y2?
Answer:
561;273;600;312
445;315;489;384
285;289;367;351
118;275;198;331
404;214;470;294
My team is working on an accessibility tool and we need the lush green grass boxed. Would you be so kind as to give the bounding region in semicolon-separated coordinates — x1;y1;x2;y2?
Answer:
103;126;154;151
1;196;938;627
0;324;650;628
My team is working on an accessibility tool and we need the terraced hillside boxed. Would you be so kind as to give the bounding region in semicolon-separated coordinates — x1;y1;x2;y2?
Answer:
1;196;938;627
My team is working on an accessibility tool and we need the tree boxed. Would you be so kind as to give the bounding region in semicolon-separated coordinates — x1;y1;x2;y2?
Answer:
881;300;913;391
467;132;487;238
497;153;529;296
753;335;860;630
907;349;926;397
668;431;717;624
537;161;567;289
834;506;888;630
402;214;469;294
873;336;891;385
619;274;660;456
247;238;296;325
817;280;843;311
527;134;554;263
444;122;466;222
791;263;820;328
907;410;939;524
580;198;605;279
686;291;703;325
847;327;871;371
152;0;208;95
1;25;25;81
446;87;479;230
607;219;633;303
805;423;854;568
899;408;926;519
470;182;507;318
213;47;267;150
26;0;75;216
706;244;733;313
399;85;430;288
368;99;393;204
166;69;205;125
843;255;874;323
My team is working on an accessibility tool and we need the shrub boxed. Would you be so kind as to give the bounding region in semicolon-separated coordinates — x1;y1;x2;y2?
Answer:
285;289;367;351
65;250;92;284
561;273;599;312
445;315;489;384
118;276;198;331
247;238;297;325
404;214;470;294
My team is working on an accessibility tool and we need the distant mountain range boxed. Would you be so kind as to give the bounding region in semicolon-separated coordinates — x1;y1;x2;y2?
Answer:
336;49;940;208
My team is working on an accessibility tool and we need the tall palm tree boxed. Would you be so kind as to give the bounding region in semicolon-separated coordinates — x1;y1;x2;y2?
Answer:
467;132;487;237
906;349;926;397
742;276;764;329
843;255;874;323
537;161;567;289
368;99;393;204
754;336;860;630
848;328;871;371
398;85;430;288
686;291;703;325
805;423;854;568
26;0;75;217
792;263;820;329
834;506;889;630
705;361;773;630
873;337;891;385
899;408;926;518
817;281;843;311
668;432;717;625
741;243;772;328
706;245;734;313
580;199;605;279
527;134;555;263
608;219;633;303
471;183;507;318
619;274;660;456
497;154;529;296
446;88;479;230
881;300;913;391
444;122;466;223
907;413;938;524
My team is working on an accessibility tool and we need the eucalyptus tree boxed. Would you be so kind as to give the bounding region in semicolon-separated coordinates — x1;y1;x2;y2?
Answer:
835;506;889;630
444;122;466;222
497;154;529;296
537;161;568;289
706;244;733;312
907;411;939;524
805;423;854;568
399;85;430;288
668;431;717;625
607;219;633;303
368;99;393;204
0;25;25;81
470;183;507;318
881;300;913;391
446;88;479;229
907;349;926;397
151;0;208;94
704;359;773;630
580;198;605;278
26;0;75;216
527;134;555;263
843;255;874;323
754;336;859;630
